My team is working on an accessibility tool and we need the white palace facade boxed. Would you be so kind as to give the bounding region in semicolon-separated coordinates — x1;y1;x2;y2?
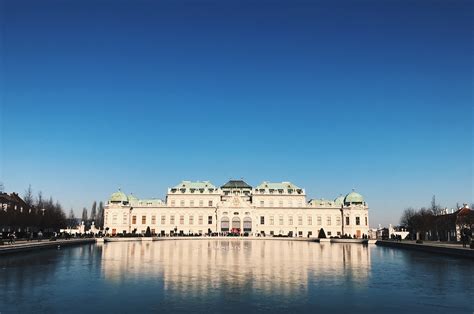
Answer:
104;180;370;238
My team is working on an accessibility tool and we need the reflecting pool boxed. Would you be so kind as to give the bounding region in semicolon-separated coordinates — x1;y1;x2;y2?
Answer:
0;240;473;313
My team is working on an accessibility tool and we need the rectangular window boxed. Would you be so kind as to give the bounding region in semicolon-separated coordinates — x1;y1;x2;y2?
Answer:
288;200;293;207
260;201;264;207
199;215;203;225
279;200;283;207
132;215;137;224
151;215;156;224
180;200;185;207
208;200;213;207
288;216;293;225
356;217;360;225
327;216;331;226
161;215;166;225
171;200;175;206
317;216;322;225
307;216;312;225
208;216;213;224
189;215;194;225
327;231;332;236
260;216;265;225
170;215;175;225
345;216;350;225
298;215;303;226
279;215;284;225
123;213;127;224
270;216;274;225
365;217;368;226
269;200;274;207
336;216;341;226
180;215;184;224
190;200;194;207
142;216;146;224
199;200;204;207
298;201;302;207
112;214;117;223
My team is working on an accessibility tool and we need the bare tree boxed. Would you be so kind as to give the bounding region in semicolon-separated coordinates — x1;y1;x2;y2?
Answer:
36;191;44;211
430;195;443;215
0;182;4;193
23;185;34;207
400;208;416;225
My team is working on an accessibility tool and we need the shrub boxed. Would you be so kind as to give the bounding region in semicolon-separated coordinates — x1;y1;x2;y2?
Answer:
145;226;152;237
318;228;326;239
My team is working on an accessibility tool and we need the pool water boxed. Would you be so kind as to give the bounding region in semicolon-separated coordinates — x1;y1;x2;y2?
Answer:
0;240;473;313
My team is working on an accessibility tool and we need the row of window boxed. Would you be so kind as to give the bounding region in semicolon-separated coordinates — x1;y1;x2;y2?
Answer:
258;200;303;207
167;199;305;207
124;215;214;226
110;214;367;227
259;215;367;226
255;189;303;195
170;188;216;194
169;200;214;207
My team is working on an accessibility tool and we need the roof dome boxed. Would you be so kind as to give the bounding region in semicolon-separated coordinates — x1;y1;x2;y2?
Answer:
128;194;138;201
344;191;364;204
334;195;345;206
110;190;128;203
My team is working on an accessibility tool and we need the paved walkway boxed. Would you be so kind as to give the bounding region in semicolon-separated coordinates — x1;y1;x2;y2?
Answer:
0;238;95;255
377;240;474;258
383;240;471;249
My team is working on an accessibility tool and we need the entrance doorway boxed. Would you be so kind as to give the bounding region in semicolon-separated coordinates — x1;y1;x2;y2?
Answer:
221;216;230;232
232;217;241;233
243;217;252;232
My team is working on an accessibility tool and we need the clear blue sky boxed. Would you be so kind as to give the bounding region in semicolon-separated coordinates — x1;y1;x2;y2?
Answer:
1;0;472;226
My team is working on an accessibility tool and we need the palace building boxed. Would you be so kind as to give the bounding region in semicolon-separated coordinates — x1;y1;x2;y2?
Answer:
104;180;370;238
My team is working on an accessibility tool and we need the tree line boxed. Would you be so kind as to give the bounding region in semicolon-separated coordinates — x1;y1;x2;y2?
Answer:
399;196;473;241
0;185;67;235
77;200;105;229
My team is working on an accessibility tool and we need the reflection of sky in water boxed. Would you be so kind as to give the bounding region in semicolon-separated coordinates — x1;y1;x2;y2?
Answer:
0;241;473;313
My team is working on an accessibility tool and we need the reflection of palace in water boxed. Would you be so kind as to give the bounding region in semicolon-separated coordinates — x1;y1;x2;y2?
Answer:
100;240;371;296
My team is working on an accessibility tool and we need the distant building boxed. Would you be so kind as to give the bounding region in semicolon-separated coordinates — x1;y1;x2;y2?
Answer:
0;192;29;213
425;204;473;241
104;180;370;238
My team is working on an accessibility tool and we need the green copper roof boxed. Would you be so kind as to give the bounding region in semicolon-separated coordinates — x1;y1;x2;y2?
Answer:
110;190;128;202
344;191;364;203
137;199;164;205
255;181;301;190
128;194;138;201
334;195;345;206
172;181;216;189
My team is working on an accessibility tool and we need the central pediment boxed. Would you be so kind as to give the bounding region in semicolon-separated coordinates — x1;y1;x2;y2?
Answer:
219;195;253;209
